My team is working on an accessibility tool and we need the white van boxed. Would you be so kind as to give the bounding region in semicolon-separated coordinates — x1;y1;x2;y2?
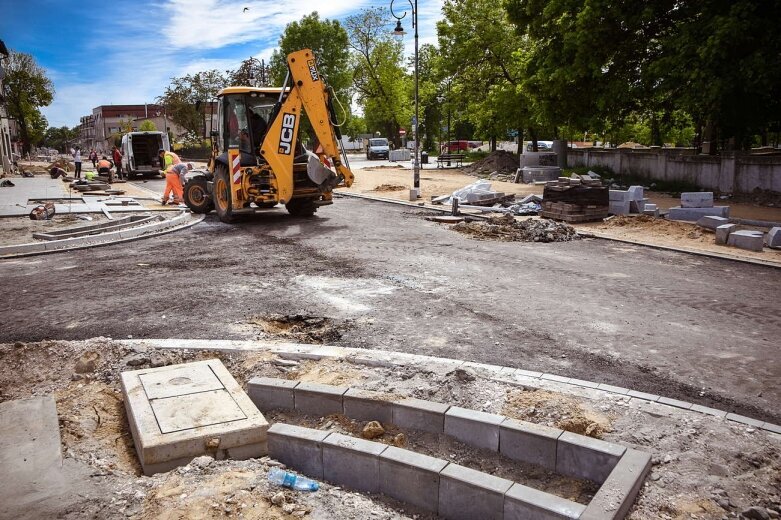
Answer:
121;131;170;178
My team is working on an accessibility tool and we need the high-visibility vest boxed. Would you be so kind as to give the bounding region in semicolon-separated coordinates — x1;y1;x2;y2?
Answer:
162;151;180;169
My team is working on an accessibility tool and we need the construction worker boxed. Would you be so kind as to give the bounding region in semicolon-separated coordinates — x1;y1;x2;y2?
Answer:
112;146;123;180
97;156;114;183
157;148;180;172
161;160;189;206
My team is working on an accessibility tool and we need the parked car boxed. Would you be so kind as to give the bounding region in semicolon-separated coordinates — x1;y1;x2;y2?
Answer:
440;140;469;154
121;131;170;178
366;138;390;160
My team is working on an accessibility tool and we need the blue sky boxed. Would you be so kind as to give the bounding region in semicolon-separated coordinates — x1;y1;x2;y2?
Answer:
0;0;443;128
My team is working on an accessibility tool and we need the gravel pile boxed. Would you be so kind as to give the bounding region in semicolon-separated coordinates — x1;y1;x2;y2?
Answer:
451;214;579;242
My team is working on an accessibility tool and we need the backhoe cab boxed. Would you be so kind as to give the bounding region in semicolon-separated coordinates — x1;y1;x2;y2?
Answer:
183;49;354;222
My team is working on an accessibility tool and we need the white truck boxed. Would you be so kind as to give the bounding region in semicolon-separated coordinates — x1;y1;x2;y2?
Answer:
121;131;170;178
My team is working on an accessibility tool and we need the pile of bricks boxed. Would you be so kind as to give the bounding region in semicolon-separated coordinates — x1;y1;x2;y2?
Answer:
541;177;609;223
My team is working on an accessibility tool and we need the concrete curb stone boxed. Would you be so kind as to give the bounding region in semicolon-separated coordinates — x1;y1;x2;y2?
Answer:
247;377;299;411
438;463;514;520
294;381;347;416
267;423;329;480
505;482;586;520
500;418;563;471
444;406;505;451
392;398;450;433
322;432;387;493
379;446;448;513
342;388;394;424
556;432;626;484
580;449;652;520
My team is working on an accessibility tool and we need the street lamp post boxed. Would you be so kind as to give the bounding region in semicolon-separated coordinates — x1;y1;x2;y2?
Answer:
391;0;420;198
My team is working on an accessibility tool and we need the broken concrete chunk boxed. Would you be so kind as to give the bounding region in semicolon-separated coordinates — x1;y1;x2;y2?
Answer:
681;192;714;208
727;230;764;252
715;224;737;245
767;227;781;249
696;215;730;230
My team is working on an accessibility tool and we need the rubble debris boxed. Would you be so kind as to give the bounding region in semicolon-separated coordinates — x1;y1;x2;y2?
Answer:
450;214;579;242
361;421;386;439
0;179;15;187
541;177;608;223
462;150;519;177
29;202;56;221
74;351;100;374
250;314;342;344
371;184;407;192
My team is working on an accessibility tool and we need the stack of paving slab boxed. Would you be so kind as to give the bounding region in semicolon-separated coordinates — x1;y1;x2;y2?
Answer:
540;176;609;223
608;186;654;216
667;192;729;221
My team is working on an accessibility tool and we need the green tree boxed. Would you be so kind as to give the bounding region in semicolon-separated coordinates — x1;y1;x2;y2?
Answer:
139;120;157;131
42;125;78;152
346;7;411;144
2;51;54;155
437;0;534;150
158;70;227;138
269;12;352;96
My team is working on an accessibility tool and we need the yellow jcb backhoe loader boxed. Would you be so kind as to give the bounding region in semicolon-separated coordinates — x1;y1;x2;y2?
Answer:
183;49;354;222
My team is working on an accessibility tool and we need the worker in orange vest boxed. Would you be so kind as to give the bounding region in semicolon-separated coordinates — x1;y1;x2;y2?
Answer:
97;156;114;183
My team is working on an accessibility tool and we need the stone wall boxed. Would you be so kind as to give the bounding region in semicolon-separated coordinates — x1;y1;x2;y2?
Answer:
567;148;781;193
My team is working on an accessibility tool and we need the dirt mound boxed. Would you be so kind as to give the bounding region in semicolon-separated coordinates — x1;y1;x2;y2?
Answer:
462;150;519;176
503;388;613;439
596;215;709;241
250;314;342;343
371;184;407;192
451;214;579;242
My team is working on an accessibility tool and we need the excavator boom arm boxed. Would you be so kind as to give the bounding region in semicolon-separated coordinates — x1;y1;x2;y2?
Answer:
260;49;354;204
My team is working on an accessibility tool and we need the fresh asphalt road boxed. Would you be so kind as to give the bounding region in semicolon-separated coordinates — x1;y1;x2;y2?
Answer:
1;195;779;423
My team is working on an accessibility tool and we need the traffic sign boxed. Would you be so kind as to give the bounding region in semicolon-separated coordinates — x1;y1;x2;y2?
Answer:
399;129;406;135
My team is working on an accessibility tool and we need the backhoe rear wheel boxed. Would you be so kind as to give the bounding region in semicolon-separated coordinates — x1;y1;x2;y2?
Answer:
183;177;214;214
286;198;317;217
213;164;236;223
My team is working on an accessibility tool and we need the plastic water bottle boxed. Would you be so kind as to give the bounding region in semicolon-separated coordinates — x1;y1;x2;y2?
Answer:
268;468;319;491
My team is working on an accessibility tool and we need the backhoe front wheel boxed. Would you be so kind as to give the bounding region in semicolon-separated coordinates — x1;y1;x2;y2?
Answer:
213;164;236;223
183;177;214;214
286;198;317;217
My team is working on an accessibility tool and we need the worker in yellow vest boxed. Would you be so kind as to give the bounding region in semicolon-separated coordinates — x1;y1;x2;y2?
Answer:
157;148;180;172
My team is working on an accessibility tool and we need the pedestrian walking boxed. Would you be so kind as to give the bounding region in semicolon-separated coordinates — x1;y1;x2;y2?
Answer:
112;146;123;180
89;149;97;168
73;147;82;178
162;162;191;206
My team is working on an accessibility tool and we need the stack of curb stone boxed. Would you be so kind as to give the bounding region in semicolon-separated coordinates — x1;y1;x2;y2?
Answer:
702;218;778;253
668;192;729;221
608;186;650;216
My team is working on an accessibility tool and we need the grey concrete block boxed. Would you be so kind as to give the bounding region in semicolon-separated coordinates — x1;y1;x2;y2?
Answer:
444;407;504;451
716;223;737;245
762;422;781;435
667;206;729;221
629;198;646;213
500;418;562;470
626;390;660;402
541;373;571;384
627;185;644;201
725;413;764;428
768;227;781;249
392;398;450;433
0;242;47;256
556;432;625;484
727;230;764;252
657;396;692;410
643;203;657;211
322;432;387;493
597;383;629;395
609;190;630;202
609;200;630;216
581;449;651;520
681;192;714;208
504;483;586;520
267;423;329;480
690;404;727;418
342;388;394;424
439;463;513;520
379;446;448;513
696;215;729;230
247;377;299;411
568;378;600;389
294;381;347;416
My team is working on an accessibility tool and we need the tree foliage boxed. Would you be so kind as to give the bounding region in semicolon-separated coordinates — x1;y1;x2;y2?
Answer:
139;119;157;131
2;51;54;154
42;126;78;152
346;7;411;143
158;70;227;138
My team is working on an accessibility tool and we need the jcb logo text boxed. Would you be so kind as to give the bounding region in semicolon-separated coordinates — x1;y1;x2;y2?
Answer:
278;113;296;155
307;60;320;82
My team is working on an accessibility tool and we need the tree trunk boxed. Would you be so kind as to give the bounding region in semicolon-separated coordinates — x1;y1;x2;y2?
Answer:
651;114;662;147
490;137;496;152
529;127;539;152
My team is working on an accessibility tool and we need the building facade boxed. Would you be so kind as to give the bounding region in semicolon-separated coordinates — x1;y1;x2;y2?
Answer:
77;103;218;153
0;38;16;174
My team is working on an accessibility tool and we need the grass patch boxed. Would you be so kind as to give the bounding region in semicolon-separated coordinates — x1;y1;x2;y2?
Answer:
464;150;490;162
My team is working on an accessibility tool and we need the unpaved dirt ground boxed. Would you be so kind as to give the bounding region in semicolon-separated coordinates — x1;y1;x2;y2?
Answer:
1;339;779;519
